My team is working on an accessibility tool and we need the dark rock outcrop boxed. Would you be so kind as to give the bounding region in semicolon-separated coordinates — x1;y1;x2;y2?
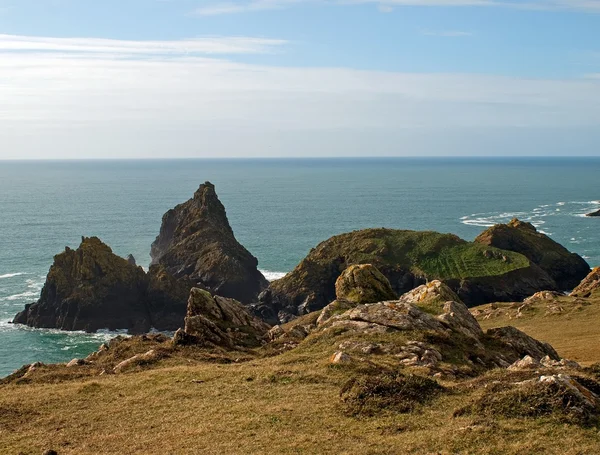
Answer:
571;267;600;298
126;254;137;266
150;182;268;303
13;238;189;333
174;288;270;348
13;237;151;333
475;218;590;290
256;228;557;323
586;209;600;217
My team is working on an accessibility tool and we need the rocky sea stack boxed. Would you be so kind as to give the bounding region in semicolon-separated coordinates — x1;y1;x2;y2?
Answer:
475;218;590;289
13;237;151;333
257;228;556;323
151;182;268;303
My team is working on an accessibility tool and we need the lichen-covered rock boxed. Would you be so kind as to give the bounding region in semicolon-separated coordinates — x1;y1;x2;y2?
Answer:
150;182;268;303
316;300;357;327
475;218;590;290
571;267;600;298
259;228;557;323
437;300;484;341
178;288;271;348
13;237;151;333
399;280;462;315
334;264;397;305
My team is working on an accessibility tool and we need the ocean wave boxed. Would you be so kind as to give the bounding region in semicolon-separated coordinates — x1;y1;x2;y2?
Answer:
3;291;39;301
0;273;25;280
260;270;287;281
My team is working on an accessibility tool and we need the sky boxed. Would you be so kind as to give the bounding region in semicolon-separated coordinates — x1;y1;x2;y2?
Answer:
0;0;599;158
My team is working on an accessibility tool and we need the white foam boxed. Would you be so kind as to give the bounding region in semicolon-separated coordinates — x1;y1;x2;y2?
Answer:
260;270;287;281
0;273;25;279
4;291;38;301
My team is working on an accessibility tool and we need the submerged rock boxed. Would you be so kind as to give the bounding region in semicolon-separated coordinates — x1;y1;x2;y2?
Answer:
475;218;590;290
259;228;556;323
586;209;600;217
150;182;268;303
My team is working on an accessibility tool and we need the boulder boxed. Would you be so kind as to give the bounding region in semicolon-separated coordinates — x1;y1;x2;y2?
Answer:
260;228;556;323
334;264;397;305
177;288;271;349
475;218;590;290
571;267;600;298
398;280;462;315
113;349;160;374
486;326;560;361
13;237;151;333
150;182;268;303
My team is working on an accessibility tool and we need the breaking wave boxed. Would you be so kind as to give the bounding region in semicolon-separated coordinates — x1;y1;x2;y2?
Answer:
260;270;288;281
0;273;25;280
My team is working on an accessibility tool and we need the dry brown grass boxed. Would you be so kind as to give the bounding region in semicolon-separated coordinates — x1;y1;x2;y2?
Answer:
475;295;600;365
3;295;600;454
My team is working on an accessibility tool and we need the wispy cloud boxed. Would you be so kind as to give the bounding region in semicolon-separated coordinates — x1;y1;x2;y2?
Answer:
0;38;599;158
191;0;600;16
0;34;287;56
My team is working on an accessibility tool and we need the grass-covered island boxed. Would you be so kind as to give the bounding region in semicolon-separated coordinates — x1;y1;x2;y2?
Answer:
2;184;600;455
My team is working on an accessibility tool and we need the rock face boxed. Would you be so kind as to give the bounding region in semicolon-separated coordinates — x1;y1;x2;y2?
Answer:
257;228;556;323
571;267;600;298
150;182;268;303
334;264;397;305
475;218;590;290
13;237;151;333
13;237;189;333
175;288;270;348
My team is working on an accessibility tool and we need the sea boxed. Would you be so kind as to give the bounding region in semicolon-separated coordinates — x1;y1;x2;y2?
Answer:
1;158;599;377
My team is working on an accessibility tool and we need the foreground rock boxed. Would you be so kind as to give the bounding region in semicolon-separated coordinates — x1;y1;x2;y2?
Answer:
258;228;556;322
13;238;189;333
475;218;590;290
334;264;397;304
571;268;600;298
173;288;270;349
150;182;268;303
13;237;151;333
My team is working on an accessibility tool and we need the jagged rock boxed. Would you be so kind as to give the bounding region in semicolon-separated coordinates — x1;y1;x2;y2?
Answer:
586;209;600;217
524;290;563;304
330;351;352;365
113;349;160;374
260;228;558;323
475;218;590;290
126;254;137;266
177;288;270;349
150;182;268;303
395;341;443;367
437;300;484;341
399;280;462;315
486;326;560;361
334;264;397;305
508;355;541;370
12;237;189;333
13;237;151;333
571;267;600;298
540;356;581;370
317;300;357;327
66;358;87;368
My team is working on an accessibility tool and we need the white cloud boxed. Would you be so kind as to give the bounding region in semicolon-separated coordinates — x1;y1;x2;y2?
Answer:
191;0;600;16
0;34;287;55
0;36;599;158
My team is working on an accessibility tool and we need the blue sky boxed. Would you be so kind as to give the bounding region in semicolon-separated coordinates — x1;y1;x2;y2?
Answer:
0;0;599;158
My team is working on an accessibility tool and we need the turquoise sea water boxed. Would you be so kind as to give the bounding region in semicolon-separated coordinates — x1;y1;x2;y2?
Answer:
1;158;599;377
